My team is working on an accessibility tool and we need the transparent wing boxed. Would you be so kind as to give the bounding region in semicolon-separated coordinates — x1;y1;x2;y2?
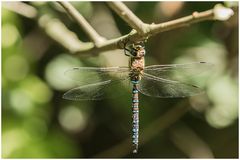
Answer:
64;67;130;85
144;62;213;82
138;73;203;98
63;79;131;101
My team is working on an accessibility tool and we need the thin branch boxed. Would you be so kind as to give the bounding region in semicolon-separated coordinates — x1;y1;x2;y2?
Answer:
38;16;94;53
94;101;189;157
4;2;234;56
58;1;106;46
107;2;147;35
3;1;37;18
148;10;214;34
73;4;234;55
2;2;94;54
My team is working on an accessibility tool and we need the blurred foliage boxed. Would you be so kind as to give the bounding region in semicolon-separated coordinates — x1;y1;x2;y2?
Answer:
2;1;238;158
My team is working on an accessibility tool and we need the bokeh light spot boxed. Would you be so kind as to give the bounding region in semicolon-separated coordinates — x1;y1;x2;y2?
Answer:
45;54;81;90
4;55;29;81
158;2;183;17
20;75;53;104
2;128;30;157
206;75;238;128
59;106;87;132
2;23;20;48
10;88;34;115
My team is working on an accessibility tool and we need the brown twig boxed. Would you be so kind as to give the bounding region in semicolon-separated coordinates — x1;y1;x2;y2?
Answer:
4;2;234;56
107;2;147;35
73;4;233;55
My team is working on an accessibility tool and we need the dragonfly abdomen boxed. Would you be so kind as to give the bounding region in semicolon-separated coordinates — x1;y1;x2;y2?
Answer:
131;80;139;153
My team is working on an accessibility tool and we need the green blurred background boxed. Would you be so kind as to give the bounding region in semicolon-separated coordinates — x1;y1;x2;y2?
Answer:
2;1;238;158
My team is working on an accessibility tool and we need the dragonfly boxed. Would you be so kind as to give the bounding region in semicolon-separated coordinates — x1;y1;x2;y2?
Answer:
63;42;212;153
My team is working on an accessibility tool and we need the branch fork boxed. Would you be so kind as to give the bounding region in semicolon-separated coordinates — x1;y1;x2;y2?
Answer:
58;2;233;55
3;2;234;55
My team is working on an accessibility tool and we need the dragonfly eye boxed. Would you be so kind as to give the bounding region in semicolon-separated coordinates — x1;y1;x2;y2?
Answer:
131;50;137;57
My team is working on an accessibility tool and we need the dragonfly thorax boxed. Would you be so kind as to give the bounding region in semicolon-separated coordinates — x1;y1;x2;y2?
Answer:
129;67;143;82
128;44;145;82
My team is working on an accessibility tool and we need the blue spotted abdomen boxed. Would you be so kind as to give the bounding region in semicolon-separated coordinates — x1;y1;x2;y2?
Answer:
131;81;139;153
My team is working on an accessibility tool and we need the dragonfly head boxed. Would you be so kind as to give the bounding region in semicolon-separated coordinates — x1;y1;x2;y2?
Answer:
132;44;145;58
124;42;146;58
